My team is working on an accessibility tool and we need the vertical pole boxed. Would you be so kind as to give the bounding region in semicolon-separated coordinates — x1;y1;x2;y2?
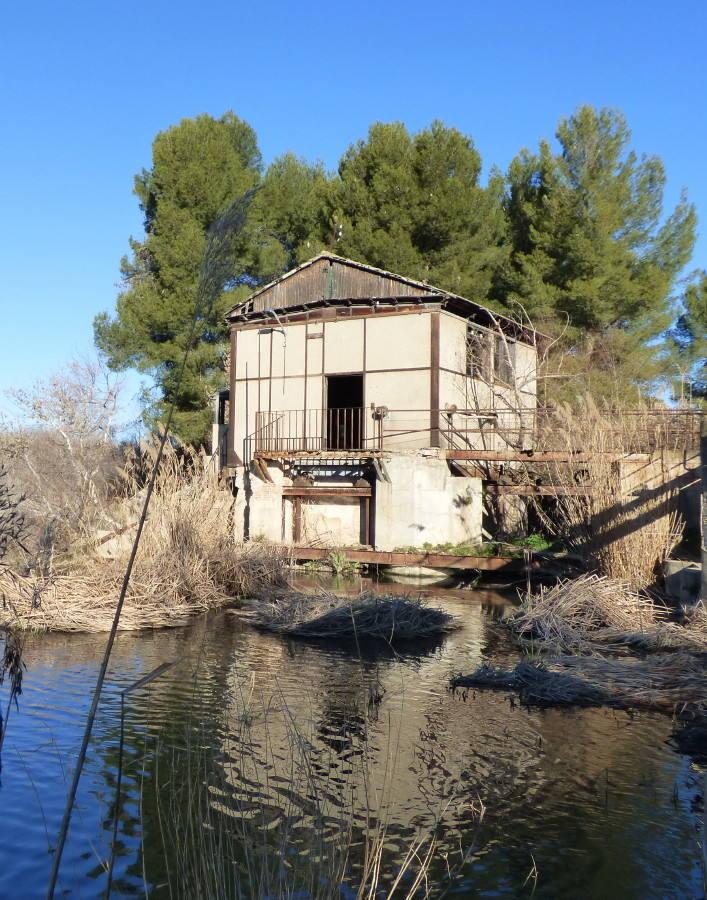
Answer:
293;497;302;544
106;694;125;898
227;328;237;466
701;414;706;603
430;312;440;448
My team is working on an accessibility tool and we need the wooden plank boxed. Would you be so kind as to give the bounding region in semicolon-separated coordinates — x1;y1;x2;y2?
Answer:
290;546;523;571
282;486;372;498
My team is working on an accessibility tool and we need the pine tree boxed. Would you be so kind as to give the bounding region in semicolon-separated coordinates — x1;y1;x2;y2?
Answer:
94;113;262;444
498;106;696;399
326;121;508;305
670;272;707;398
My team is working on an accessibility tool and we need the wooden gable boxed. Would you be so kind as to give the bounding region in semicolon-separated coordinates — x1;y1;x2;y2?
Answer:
242;255;439;314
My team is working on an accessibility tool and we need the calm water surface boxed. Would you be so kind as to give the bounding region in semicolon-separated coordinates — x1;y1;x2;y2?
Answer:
1;578;704;899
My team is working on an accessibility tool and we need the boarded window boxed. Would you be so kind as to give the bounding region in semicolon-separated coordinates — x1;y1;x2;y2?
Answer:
466;328;492;380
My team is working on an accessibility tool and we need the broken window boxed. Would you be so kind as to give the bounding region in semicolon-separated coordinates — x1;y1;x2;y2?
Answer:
494;336;515;384
466;327;492;380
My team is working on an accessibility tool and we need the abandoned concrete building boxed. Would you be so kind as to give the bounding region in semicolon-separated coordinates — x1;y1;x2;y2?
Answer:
216;253;539;551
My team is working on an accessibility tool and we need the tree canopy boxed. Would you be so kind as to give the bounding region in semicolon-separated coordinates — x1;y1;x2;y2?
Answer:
95;106;704;444
94;113;262;443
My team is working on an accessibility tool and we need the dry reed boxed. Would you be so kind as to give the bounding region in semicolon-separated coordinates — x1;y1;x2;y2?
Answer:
0;442;287;632
505;574;707;655
525;398;687;586
243;589;458;641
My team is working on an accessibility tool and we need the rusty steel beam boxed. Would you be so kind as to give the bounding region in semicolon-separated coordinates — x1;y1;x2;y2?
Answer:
290;546;523;570
485;484;592;496
447;450;643;463
282;486;372;498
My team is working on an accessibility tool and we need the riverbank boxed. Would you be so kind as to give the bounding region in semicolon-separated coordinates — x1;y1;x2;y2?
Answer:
0;450;287;632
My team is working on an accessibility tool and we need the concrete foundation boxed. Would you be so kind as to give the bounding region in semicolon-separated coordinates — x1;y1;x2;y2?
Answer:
373;453;482;550
230;451;482;550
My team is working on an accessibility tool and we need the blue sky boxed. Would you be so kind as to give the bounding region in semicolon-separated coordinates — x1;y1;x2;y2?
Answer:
1;0;705;416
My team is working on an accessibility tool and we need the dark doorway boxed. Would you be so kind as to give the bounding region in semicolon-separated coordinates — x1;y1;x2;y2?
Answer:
326;374;364;450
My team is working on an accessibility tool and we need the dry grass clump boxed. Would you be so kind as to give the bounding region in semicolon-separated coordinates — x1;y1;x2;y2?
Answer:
507;574;707;655
451;652;707;713
526;398;688;587
245;589;458;641
0;443;287;632
685;603;707;641
506;573;666;654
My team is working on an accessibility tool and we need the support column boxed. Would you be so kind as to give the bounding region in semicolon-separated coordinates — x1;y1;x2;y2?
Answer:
430;311;440;448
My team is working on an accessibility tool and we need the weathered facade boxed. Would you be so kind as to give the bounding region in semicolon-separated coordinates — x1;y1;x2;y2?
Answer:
218;254;539;550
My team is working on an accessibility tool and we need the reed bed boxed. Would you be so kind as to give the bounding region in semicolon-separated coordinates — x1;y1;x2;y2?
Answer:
244;589;458;641
525;398;687;587
505;573;670;654
451;652;707;712
0;443;287;632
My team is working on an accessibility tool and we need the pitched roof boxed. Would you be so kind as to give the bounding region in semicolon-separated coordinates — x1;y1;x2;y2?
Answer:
226;252;539;342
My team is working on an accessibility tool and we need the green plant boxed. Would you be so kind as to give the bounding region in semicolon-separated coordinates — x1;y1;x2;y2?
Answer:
326;550;360;578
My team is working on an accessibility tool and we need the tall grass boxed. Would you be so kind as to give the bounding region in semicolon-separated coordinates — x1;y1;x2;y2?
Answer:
527;399;685;586
0;441;286;632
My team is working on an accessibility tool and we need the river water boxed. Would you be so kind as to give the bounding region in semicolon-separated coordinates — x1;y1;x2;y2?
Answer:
1;578;704;899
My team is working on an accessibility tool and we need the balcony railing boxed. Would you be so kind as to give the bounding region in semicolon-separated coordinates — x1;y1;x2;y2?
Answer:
249;406;701;459
254;408;371;454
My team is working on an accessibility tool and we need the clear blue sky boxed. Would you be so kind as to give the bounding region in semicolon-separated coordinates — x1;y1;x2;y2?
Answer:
1;0;705;412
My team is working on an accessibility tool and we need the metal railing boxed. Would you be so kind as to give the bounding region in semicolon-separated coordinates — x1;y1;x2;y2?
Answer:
254;408;370;454
249;406;702;458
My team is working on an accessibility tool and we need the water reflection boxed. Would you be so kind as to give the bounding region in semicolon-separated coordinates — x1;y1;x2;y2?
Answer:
0;580;702;898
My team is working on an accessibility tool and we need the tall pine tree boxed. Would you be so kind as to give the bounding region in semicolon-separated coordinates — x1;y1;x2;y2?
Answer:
497;106;696;400
94;113;262;444
326;121;508;305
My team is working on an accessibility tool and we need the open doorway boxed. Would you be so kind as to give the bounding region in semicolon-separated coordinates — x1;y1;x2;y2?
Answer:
326;374;364;450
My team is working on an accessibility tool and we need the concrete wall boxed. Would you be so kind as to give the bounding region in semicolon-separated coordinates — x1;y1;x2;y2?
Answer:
230;307;537;462
298;498;362;546
374;453;482;551
619;448;701;530
231;451;483;551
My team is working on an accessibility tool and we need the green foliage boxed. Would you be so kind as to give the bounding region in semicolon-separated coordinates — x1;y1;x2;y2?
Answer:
512;533;553;552
241;152;329;280
669;271;707;398
393;534;553;557
497;106;696;399
95;112;262;444
326;550;360;577
96;106;700;442
327;121;508;305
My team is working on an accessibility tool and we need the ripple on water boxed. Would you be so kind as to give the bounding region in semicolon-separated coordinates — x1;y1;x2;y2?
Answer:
0;581;702;899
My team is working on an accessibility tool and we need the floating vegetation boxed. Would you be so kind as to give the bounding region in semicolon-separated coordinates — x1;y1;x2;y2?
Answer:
245;589;458;641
